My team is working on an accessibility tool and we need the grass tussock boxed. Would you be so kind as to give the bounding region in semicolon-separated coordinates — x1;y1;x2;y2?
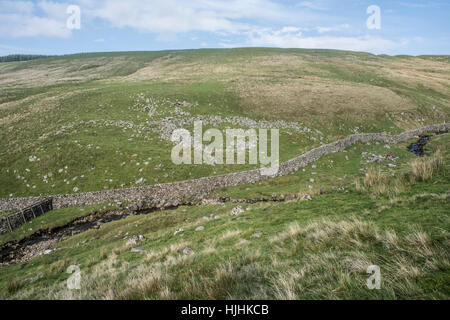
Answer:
409;150;443;182
219;229;243;241
7;279;23;295
355;167;405;197
266;218;449;299
356;150;445;197
49;259;72;274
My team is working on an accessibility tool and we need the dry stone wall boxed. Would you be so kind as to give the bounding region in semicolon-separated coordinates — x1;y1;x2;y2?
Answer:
0;123;448;213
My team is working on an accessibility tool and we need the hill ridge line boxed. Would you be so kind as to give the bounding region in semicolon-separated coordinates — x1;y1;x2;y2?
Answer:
0;122;448;213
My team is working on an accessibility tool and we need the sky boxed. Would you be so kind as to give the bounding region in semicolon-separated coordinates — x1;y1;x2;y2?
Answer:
0;0;449;56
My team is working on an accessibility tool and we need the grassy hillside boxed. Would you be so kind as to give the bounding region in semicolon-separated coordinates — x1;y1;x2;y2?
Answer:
0;48;449;300
0;49;449;198
1;132;449;299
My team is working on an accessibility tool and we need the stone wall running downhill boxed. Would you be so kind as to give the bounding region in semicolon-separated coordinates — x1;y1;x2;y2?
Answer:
0;123;448;213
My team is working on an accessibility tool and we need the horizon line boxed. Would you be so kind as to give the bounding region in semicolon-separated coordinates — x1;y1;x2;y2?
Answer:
1;47;449;59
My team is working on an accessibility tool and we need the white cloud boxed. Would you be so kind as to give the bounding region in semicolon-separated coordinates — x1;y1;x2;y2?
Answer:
297;1;328;11
398;1;450;8
316;24;350;34
76;0;243;36
0;0;414;55
279;26;304;34
77;0;321;34
228;27;408;54
0;1;71;38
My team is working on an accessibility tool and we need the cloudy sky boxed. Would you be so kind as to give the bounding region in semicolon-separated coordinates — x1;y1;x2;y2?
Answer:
0;0;449;56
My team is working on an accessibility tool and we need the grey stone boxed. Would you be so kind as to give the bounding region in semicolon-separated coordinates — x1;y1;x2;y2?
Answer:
301;194;312;201
231;206;244;216
174;228;184;235
126;235;139;246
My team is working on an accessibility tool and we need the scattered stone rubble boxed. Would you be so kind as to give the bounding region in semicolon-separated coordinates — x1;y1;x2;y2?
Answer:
361;151;399;164
126;234;146;246
47;95;323;146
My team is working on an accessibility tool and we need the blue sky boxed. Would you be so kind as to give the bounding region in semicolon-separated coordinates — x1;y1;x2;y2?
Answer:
0;0;449;56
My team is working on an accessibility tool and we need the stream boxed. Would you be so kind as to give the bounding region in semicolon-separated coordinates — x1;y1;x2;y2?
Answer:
408;136;430;156
0;207;171;266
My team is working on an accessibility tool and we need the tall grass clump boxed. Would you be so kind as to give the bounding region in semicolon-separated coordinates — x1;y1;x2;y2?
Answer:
6;279;23;295
408;150;443;182
355;167;405;197
356;150;445;197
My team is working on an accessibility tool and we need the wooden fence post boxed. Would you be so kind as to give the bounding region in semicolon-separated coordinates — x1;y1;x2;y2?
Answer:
20;210;27;224
6;215;12;232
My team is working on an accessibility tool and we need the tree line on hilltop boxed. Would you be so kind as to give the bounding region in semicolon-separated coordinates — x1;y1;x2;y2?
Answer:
0;54;51;63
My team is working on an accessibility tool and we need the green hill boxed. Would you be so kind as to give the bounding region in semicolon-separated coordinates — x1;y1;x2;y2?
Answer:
1;48;449;198
0;48;449;299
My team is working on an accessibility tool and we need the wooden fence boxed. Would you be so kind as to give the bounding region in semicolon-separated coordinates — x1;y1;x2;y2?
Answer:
0;198;53;235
